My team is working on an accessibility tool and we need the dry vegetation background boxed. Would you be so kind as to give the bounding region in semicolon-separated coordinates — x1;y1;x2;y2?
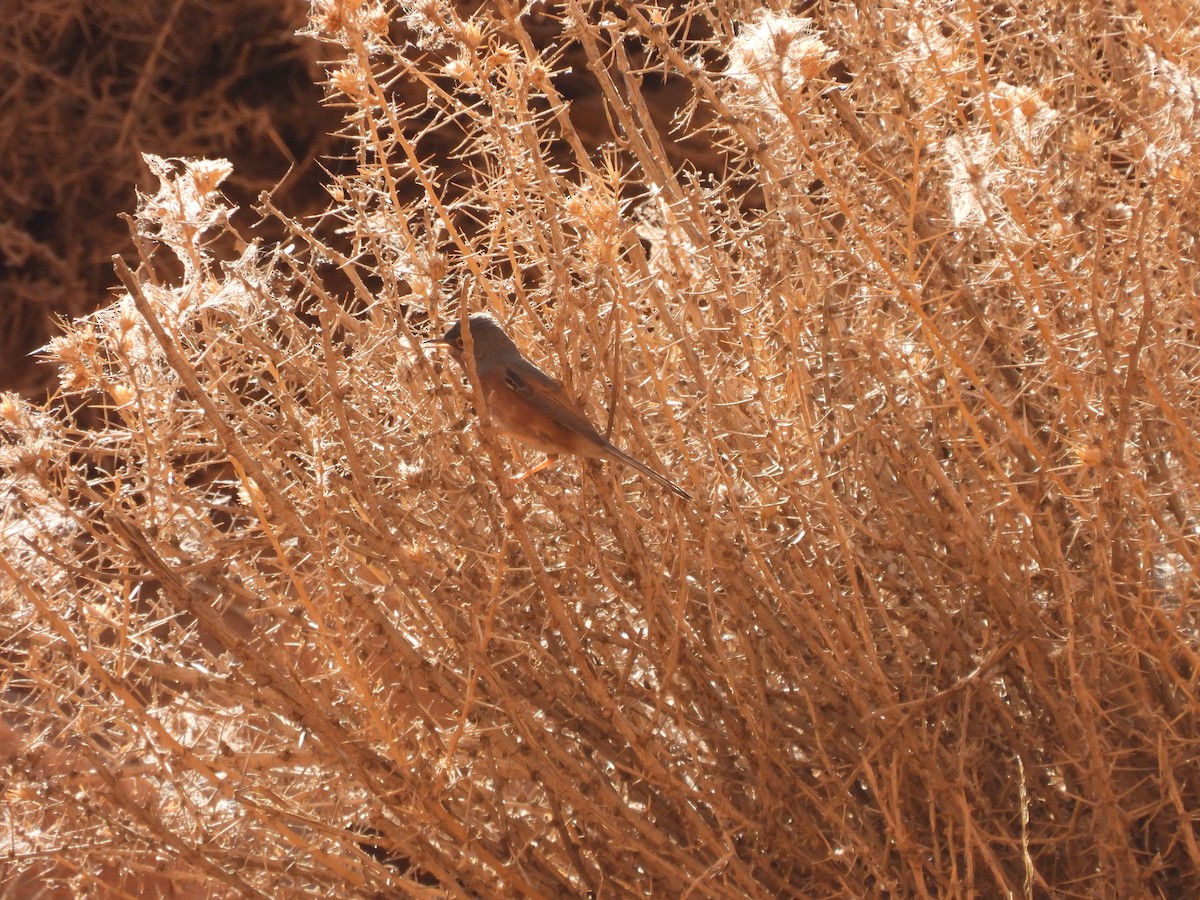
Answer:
2;0;1199;896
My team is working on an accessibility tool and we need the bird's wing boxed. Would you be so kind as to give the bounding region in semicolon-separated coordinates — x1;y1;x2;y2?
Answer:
503;360;607;442
503;359;693;501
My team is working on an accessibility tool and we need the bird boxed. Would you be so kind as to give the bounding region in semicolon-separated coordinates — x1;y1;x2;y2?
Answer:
428;313;691;502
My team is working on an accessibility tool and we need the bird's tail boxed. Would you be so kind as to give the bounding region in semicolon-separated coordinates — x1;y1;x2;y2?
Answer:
602;444;692;502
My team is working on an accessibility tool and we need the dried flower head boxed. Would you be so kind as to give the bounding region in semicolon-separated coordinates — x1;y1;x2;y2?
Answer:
725;13;835;116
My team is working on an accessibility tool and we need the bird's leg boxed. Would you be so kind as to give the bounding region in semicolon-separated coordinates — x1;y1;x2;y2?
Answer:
513;455;559;482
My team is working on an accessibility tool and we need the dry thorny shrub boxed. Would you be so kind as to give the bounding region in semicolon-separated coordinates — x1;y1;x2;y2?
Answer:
0;0;329;396
2;0;1199;896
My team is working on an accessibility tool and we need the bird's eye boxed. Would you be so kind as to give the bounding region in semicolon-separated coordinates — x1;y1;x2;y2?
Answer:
454;338;464;350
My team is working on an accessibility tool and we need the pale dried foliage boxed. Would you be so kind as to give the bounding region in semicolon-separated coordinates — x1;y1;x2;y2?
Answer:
2;0;1199;896
0;0;327;396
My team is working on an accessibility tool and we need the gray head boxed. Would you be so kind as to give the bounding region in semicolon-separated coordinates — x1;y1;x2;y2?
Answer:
430;313;520;366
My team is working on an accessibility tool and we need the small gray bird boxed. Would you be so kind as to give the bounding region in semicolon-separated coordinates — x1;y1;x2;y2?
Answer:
428;313;691;502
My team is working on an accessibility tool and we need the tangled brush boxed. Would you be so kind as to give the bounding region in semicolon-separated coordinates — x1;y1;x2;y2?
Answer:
2;1;1198;895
